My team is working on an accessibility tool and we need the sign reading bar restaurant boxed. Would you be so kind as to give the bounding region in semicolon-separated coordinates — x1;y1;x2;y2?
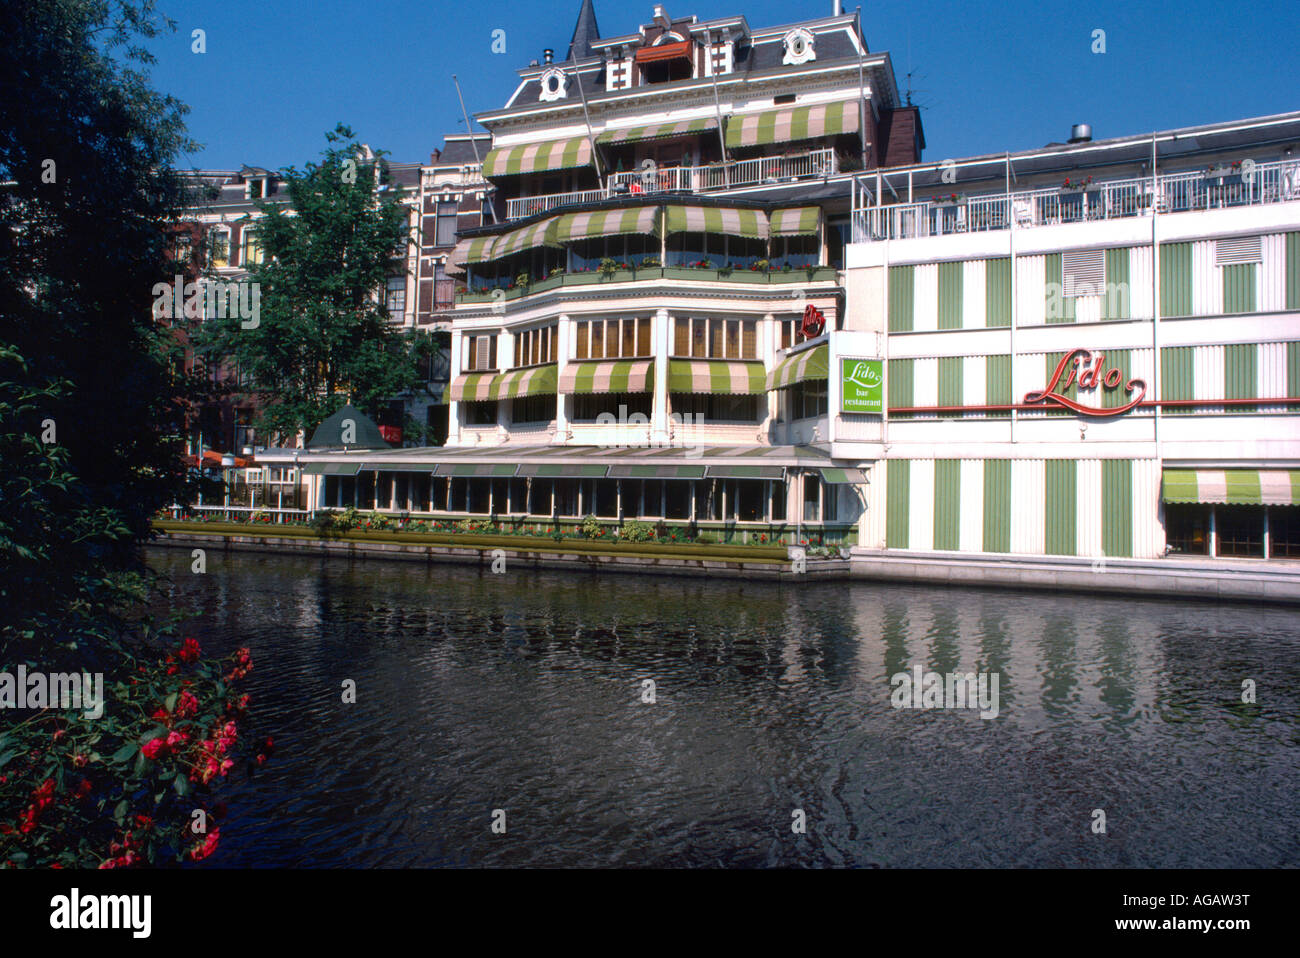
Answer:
840;358;883;413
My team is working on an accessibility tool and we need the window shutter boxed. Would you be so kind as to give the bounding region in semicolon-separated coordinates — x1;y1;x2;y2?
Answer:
1062;250;1105;296
474;336;491;371
1216;235;1261;265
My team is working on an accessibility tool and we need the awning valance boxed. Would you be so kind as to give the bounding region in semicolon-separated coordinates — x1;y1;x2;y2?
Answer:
552;206;659;243
518;463;608;478
559;359;654;395
769;206;822;236
664;205;768;239
767;344;829;390
819;467;868;484
301;462;362;476
434;462;519;477
596;118;716;145
1162;469;1300;505
667;359;766;395
725;99;862;149
608;463;707;479
482;136;594;178
491;217;560;259
704;464;785;480
635;40;692;64
449;234;500;267
447;364;558;402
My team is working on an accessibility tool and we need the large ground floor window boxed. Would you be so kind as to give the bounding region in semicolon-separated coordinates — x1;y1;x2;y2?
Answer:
325;473;808;524
1165;503;1298;559
669;392;762;423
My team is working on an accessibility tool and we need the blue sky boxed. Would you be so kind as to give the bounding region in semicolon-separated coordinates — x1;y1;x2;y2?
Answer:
144;0;1297;170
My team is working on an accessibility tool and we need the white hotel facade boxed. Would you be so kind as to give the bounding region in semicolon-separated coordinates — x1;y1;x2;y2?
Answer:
264;2;1300;567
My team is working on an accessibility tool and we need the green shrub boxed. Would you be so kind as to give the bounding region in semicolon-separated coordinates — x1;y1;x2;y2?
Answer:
620;519;653;542
581;515;602;538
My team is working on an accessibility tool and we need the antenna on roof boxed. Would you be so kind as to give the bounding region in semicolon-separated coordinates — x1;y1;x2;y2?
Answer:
452;74;497;224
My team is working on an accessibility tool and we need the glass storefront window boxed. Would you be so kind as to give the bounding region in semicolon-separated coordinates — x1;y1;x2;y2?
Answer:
1216;506;1264;557
1270;507;1300;558
1165;504;1210;555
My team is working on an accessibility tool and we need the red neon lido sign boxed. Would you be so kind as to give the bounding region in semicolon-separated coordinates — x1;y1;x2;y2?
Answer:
801;304;825;339
1023;348;1147;417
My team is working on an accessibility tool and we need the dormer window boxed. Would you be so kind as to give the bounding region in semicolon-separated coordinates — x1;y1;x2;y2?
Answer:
636;36;693;84
245;177;267;200
782;28;816;65
538;67;568;102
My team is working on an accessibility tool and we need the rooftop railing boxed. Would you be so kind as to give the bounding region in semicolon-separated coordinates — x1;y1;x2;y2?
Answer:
851;158;1300;243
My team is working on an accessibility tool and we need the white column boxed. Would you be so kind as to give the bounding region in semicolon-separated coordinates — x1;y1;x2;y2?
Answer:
556;314;571;440
652;307;670;443
447;328;463;446
496;329;514;437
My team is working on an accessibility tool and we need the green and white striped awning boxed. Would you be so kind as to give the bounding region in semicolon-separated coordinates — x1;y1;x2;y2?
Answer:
819;467;868;484
559;359;655;394
491;217;560;259
434;462;519;477
704;464;785;479
608;463;707;479
769;207;822;236
446;364;558;402
668;359;766;395
1162;469;1300;505
596;118;717;145
482;137;594;178
518;463;608;478
725;99;862;149
449;233;500;267
366;462;435;473
301;462;363;476
767;344;829;390
664;205;768;239
552;206;659;242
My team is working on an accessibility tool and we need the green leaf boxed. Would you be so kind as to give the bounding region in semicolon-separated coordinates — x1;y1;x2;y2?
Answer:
163;692;177;712
109;741;139;764
172;774;189;798
113;799;128;824
0;749;19;769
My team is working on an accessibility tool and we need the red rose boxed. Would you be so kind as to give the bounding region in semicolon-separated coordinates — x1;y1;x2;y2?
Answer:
142;738;169;760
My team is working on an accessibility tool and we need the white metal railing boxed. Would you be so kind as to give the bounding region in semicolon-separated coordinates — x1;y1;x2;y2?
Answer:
607;148;837;195
169;505;311;523
505;189;609;221
852;158;1300;242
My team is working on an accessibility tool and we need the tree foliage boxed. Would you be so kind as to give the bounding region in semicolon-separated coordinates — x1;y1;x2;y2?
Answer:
198;125;429;443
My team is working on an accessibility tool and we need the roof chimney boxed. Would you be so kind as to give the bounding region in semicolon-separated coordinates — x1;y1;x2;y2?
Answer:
1069;123;1092;144
543;48;554;64
834;0;843;14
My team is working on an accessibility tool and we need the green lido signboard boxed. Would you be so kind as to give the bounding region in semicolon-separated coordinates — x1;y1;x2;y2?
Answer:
840;358;883;414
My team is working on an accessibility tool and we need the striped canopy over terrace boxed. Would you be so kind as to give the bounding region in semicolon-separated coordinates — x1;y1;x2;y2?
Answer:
766;344;829;390
596;118;717;145
449;233;499;268
446;364;558;402
552;206;659;242
1162;469;1300;505
667;360;767;395
481;136;594;178
491;217;561;259
768;207;822;236
725;99;862;149
663;205;768;239
558;359;655;394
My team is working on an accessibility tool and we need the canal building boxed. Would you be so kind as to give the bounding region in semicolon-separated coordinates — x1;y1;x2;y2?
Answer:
264;0;919;543
845;111;1300;562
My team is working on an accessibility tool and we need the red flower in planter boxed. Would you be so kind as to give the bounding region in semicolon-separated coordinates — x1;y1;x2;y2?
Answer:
178;637;201;663
142;737;169;760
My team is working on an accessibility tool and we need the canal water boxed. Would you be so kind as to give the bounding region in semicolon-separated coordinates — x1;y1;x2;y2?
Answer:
147;547;1300;868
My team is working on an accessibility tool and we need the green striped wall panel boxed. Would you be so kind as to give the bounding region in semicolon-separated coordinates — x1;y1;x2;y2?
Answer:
1044;460;1077;556
1160;346;1194;415
1044;253;1076;323
1102;248;1130;320
982;459;1011;553
1044;351;1077;417
985;258;1012;327
1222;263;1256;314
1160;242;1192;317
1101;349;1132;409
933;460;960;550
1102;459;1133;558
1224;342;1257;413
888;357;914;419
986;354;1011;418
937;261;963;329
885;459;910;549
889;265;915;332
1287;233;1300;310
937;356;963;415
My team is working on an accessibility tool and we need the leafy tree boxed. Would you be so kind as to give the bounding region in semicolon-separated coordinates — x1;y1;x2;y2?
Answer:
197;126;430;444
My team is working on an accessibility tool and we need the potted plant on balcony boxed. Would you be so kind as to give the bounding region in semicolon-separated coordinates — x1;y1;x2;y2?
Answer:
1059;175;1094;194
638;255;660;270
598;257;619;279
932;192;965;208
514;271;530;289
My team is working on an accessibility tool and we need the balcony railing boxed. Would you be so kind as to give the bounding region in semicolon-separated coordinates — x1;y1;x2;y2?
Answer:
506;189;609;221
500;149;840;221
456;265;841;303
852;158;1300;243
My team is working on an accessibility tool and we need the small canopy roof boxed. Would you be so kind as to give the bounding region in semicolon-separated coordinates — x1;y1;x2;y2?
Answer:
307;403;391;451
